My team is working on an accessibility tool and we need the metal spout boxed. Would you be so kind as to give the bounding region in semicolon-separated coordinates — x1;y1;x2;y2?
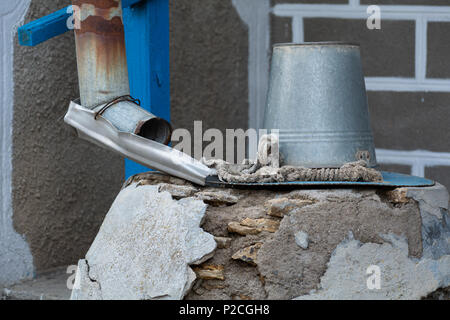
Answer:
71;0;171;145
92;96;173;145
65;101;213;186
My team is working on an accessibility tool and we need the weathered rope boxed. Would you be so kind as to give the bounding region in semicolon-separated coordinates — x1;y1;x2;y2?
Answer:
202;134;383;183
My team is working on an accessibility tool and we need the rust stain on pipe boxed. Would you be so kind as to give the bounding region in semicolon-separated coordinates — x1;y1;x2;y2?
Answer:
76;15;124;35
72;0;129;108
70;0;172;145
73;0;120;9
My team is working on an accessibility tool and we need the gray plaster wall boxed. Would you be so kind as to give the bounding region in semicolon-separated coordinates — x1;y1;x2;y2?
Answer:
12;0;125;273
170;0;249;134
170;0;249;162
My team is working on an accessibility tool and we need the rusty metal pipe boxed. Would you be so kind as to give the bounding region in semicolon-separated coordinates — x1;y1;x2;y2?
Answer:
71;0;171;143
65;0;212;183
73;0;129;107
92;97;172;144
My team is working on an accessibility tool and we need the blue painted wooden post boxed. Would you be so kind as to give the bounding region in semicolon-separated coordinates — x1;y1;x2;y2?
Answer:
123;0;171;179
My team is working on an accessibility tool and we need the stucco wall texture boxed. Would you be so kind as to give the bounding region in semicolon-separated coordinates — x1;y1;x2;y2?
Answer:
170;0;249;136
12;0;125;273
11;0;248;274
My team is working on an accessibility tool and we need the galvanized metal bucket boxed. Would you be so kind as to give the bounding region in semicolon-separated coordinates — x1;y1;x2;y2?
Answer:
263;42;377;168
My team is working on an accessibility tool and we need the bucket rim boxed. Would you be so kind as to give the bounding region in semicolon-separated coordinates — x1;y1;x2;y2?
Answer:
273;42;360;48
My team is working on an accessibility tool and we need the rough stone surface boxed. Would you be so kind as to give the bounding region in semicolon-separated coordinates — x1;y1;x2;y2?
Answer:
295;232;309;250
228;218;280;236
265;198;316;218
295;234;450;300
407;183;450;260
125;172;193;189
70;260;102;300
71;184;216;300
215;237;232;249
97;173;450;300
158;183;199;199
196;190;239;206
228;222;261;236
240;218;280;233
385;188;409;204
193;265;225;281
232;243;263;266
257;189;425;299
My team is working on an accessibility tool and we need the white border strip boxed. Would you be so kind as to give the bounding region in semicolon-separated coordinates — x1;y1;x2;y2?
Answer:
233;0;270;155
273;2;450;92
365;77;450;92
274;4;450;17
377;149;450;177
0;0;34;286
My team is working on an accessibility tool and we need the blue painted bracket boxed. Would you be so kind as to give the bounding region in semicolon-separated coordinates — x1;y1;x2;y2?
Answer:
18;6;72;46
18;0;144;46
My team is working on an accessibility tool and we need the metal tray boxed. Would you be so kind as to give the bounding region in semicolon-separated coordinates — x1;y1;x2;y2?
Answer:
204;171;435;189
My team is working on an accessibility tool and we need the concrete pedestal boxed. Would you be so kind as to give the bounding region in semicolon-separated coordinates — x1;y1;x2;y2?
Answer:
71;173;450;300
